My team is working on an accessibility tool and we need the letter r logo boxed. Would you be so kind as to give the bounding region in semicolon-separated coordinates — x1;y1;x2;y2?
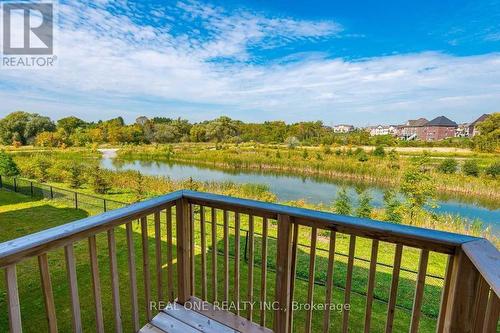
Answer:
2;2;53;55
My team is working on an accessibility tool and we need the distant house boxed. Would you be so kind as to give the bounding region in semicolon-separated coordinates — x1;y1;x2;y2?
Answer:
468;114;490;137
456;123;470;137
418;116;457;141
399;118;428;140
332;124;354;133
369;125;397;136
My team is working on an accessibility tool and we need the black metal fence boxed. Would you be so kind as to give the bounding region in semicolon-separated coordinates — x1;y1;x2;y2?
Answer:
0;175;126;213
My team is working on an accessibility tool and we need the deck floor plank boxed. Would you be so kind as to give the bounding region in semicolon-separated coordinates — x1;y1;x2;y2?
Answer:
163;303;237;333
142;300;273;333
151;312;202;333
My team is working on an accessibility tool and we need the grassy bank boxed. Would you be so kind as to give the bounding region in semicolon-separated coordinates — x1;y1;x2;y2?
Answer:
0;189;446;332
117;143;500;204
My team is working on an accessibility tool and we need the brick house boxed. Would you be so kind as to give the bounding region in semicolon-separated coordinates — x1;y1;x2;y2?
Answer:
418;116;457;141
468;114;490;137
399;118;428;140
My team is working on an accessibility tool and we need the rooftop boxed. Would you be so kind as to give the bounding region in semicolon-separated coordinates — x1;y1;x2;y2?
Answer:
425;116;458;127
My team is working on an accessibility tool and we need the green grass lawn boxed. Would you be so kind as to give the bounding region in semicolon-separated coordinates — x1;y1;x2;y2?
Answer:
0;189;446;332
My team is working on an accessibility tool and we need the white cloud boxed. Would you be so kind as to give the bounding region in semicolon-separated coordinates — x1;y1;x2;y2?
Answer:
0;0;499;125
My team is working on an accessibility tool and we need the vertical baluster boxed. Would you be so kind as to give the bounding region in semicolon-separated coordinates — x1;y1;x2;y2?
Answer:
247;215;255;321
288;223;299;331
108;229;122;333
364;239;379;333
342;235;356;333
260;217;269;327
126;222;139;331
436;255;453;333
223;210;229;302
211;208;218;302
38;253;58;333
190;204;195;295
176;198;191;303
409;249;429;333
141;216;152;321
234;212;241;316
200;206;207;300
88;236;104;333
166;207;174;302
385;244;403;333
154;211;163;302
65;244;82;333
274;214;293;333
5;264;22;333
305;227;317;333
323;230;336;333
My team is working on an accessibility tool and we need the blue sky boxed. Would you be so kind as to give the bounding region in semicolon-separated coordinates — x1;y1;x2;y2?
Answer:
0;0;499;125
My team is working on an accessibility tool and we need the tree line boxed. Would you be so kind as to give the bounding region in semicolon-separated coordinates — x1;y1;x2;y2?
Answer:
0;111;498;151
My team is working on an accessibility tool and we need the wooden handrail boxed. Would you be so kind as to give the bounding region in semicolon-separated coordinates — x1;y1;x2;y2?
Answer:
182;190;478;254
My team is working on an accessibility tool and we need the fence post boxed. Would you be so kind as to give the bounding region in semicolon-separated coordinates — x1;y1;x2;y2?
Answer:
13;178;17;192
74;192;78;209
274;214;294;333
176;198;192;304
441;249;483;332
50;186;54;199
0;175;3;188
103;199;107;212
30;182;34;197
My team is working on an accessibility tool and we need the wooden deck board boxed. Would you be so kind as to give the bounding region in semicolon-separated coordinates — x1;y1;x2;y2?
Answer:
151;312;201;333
164;303;237;333
142;300;273;333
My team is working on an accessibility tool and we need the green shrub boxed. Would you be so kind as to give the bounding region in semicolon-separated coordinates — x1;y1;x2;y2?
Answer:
388;149;400;169
133;171;145;200
356;191;373;218
383;190;402;223
372;146;385;157
68;162;84;188
462;160;480;177
485;161;500;178
333;187;352;215
0;150;20;176
302;149;309;159
357;151;369;162
90;166;111;194
34;157;52;182
437;158;458;174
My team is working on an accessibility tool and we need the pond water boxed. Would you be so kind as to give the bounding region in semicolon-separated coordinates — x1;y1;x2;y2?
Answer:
100;155;500;234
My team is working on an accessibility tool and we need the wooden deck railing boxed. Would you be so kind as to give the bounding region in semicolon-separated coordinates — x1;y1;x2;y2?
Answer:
0;190;498;332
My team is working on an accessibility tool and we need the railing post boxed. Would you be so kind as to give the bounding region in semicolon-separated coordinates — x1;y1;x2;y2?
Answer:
74;192;78;209
442;249;483;332
103;199;107;212
274;214;294;333
30;181;34;197
13;178;17;192
0;175;3;188
176;197;192;303
50;186;54;199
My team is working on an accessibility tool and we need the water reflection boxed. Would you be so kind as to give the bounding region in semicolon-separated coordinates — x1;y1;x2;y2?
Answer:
101;157;500;233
